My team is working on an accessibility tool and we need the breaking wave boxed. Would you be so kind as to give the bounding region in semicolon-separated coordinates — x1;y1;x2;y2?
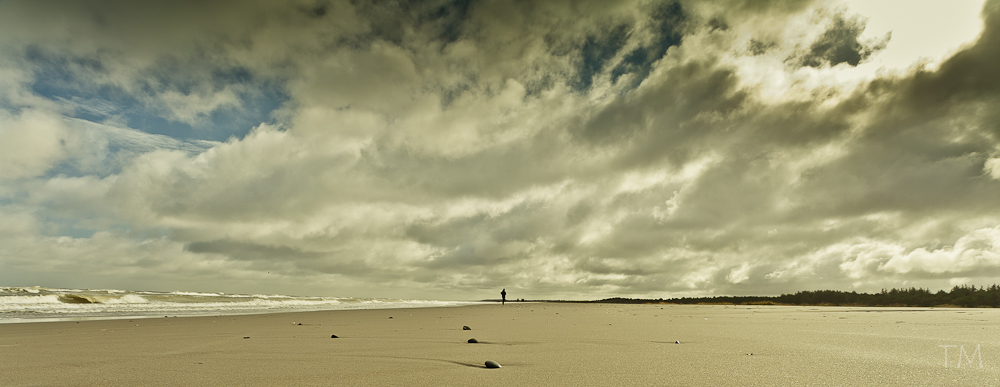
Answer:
0;286;474;323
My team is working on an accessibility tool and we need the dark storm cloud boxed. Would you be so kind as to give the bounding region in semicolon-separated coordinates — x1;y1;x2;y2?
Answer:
896;1;1000;111
789;10;891;67
787;0;1000;219
748;39;778;56
576;59;748;165
793;12;890;67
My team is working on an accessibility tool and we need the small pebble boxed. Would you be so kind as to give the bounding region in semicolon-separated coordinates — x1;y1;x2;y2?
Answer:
485;360;501;369
331;334;339;338
389;317;393;319
468;338;478;343
747;353;753;356
243;336;250;339
675;341;680;344
462;326;471;330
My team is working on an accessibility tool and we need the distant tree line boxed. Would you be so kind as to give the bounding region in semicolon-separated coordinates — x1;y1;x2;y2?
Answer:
597;285;1000;308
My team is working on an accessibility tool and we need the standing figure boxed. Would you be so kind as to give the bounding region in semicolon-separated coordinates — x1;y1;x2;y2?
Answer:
501;288;507;305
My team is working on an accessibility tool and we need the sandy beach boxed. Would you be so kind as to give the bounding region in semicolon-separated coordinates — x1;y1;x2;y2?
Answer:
1;303;998;386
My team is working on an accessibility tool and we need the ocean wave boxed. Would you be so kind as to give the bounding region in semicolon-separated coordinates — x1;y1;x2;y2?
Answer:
0;295;63;304
56;294;150;304
1;286;50;294
0;286;476;323
167;291;224;297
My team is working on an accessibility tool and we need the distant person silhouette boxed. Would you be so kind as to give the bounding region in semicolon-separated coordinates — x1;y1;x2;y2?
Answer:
501;288;506;305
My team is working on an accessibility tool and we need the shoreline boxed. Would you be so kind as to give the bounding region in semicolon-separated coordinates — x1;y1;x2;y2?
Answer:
0;302;489;325
2;300;986;326
2;303;998;386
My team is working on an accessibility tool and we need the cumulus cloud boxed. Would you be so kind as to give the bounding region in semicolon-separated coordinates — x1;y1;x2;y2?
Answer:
0;0;999;299
986;157;1000;179
0;110;72;180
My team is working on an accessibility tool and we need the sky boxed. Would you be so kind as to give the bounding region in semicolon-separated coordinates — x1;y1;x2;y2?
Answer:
0;0;998;300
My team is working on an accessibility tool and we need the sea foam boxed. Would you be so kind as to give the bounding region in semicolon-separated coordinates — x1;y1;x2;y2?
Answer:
0;286;474;323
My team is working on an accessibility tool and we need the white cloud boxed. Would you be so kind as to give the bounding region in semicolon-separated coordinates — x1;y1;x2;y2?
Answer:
0;110;71;180
985;157;1000;179
881;227;1000;274
836;241;905;279
157;88;241;126
726;263;752;283
838;0;986;71
61;118;218;176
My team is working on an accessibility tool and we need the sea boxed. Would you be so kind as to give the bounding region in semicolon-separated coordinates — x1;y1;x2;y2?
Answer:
0;286;476;324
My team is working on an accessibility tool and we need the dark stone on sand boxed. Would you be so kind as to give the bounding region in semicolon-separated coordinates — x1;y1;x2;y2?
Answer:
463;326;471;330
389;317;393;319
468;338;478;343
331;335;339;338
485;360;501;369
243;337;250;339
675;341;680;344
298;323;302;325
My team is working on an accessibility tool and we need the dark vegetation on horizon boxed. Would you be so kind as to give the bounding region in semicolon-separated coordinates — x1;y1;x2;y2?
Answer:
593;285;1000;308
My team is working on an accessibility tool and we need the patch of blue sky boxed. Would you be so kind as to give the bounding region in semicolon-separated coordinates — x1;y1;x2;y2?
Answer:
39;216;96;239
26;48;288;143
36;216;168;240
574;24;630;92
610;1;687;90
42;118;219;179
204;82;287;141
571;2;688;93
56;81;285;143
426;0;473;44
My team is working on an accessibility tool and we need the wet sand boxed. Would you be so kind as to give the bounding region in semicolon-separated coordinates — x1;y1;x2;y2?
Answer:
1;303;998;386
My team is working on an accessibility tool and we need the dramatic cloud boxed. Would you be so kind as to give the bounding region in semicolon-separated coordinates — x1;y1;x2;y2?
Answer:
0;0;997;299
793;12;890;67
